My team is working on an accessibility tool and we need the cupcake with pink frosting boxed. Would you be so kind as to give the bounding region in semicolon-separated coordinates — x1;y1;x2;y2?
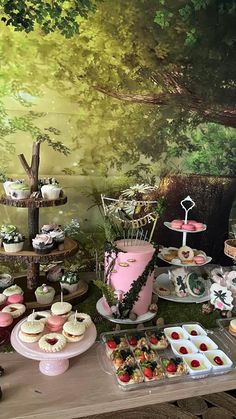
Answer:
32;234;54;254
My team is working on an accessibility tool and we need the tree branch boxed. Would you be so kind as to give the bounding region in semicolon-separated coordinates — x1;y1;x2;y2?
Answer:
18;153;31;177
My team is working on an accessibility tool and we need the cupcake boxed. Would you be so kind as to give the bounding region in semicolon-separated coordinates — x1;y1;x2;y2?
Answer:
9;183;30;200
3;284;23;297
60;272;79;294
49;229;65;250
3;179;16;196
32;234;54;254
2;232;25;253
41;224;59;234
35;284;55;305
41;184;62;200
0;273;14;290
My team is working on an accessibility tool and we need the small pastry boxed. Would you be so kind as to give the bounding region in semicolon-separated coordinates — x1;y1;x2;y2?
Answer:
134;346;157;363
111;349;136;370
178;246;194;262
186;273;206;297
28;311;51;324
62;321;85;342
140;360;164;382
0;312;13;327
171;220;183;229
68;312;92;328
147;331;169;350
51;301;72;318
163;249;178;262
38;333;67;352
2;303;26;318
32;234;54;254
182;224;195;231
156;286;171;296
49;229;65;250
3;284;23;297
116;364;143;386
193;255;206;265
35;284;55;305
229;319;236;336
193;222;205;230
60;272;79;293
0;273;14;290
19;321;44;343
46;315;66;331
160;356;187;378
7;294;24;305
105;335;129;355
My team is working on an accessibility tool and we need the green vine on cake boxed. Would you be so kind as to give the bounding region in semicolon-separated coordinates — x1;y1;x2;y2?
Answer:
118;245;159;319
93;279;118;307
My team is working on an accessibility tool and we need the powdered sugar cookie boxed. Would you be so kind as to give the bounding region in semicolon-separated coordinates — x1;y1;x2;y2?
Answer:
38;333;66;352
178;246;194;262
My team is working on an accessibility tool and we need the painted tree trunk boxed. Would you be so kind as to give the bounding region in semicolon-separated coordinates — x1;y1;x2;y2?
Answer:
153;175;236;265
27;263;40;290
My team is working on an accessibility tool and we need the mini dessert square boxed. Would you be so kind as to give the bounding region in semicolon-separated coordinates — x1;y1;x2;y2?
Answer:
204;350;233;371
183;353;212;376
116;364;143;386
146;330;169;350
160;356;188;378
164;326;189;342
182;324;207;337
134;346;158;363
105;335;129;355
171;339;198;356
140;360;164;381
190;336;218;352
110;349;136;370
126;333;148;350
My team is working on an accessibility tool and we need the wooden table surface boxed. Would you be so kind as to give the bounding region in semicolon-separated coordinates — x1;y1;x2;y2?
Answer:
1;344;236;419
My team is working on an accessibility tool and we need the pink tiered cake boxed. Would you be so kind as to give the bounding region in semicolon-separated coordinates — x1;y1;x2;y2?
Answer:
105;239;155;316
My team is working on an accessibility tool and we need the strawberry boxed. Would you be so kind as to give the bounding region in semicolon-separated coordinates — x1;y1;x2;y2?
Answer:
139;353;146;362
191;359;200;368
214;356;223;365
118;372;130;382
150;336;158;345
199;343;208;351
144;367;153;379
179;346;188;354
191;330;198;336
128;337;138;346
107;339;117;349
171;332;179;340
166;363;177;373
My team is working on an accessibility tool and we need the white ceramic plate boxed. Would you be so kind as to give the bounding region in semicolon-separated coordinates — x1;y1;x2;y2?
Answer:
153;273;211;303
96;297;156;325
164;222;207;233
158;247;212;267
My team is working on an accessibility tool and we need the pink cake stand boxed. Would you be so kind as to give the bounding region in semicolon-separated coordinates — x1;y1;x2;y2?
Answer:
11;318;97;376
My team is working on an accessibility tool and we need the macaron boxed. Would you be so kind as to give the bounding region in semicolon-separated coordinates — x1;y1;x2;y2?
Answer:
7;294;24;305
193;222;204;231
46;315;66;332
62;321;85;342
194;255;206;265
182;224;195;231
51;302;72;318
171;220;183;229
19;321;44;343
0;312;13;327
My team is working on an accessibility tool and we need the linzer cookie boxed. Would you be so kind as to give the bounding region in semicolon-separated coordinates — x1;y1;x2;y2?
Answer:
38;333;66;352
177;246;194;263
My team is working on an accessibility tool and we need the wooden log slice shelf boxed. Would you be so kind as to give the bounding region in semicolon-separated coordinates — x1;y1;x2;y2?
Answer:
0;238;78;263
0;195;67;208
12;274;89;309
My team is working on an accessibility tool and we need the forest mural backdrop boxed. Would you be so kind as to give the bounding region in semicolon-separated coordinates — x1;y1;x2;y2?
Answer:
0;0;235;270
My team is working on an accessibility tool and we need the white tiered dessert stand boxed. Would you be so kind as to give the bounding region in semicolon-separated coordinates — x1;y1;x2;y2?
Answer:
11;318;97;376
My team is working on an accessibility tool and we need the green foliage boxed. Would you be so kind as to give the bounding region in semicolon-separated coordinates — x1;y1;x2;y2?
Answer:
183;124;236;176
93;279;117;306
0;0;97;37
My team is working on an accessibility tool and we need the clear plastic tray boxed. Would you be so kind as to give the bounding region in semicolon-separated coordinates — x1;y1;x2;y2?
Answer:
98;322;236;391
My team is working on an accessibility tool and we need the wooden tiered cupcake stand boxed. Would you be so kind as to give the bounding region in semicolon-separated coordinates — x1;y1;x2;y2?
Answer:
0;141;88;308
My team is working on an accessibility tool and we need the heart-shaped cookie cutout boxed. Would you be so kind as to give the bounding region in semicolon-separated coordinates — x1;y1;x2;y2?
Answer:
46;338;58;345
182;251;189;259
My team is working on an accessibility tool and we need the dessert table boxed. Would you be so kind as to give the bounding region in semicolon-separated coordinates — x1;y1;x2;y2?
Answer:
1;342;236;419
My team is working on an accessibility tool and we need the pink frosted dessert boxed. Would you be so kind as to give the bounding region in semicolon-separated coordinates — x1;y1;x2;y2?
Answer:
105;239;155;316
182;224;195;231
171;220;183;229
193;255;206;264
7;294;24;305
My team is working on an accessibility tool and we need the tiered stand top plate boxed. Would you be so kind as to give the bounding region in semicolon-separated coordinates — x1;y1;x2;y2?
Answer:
0;237;78;263
0;195;67;208
164;222;207;233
